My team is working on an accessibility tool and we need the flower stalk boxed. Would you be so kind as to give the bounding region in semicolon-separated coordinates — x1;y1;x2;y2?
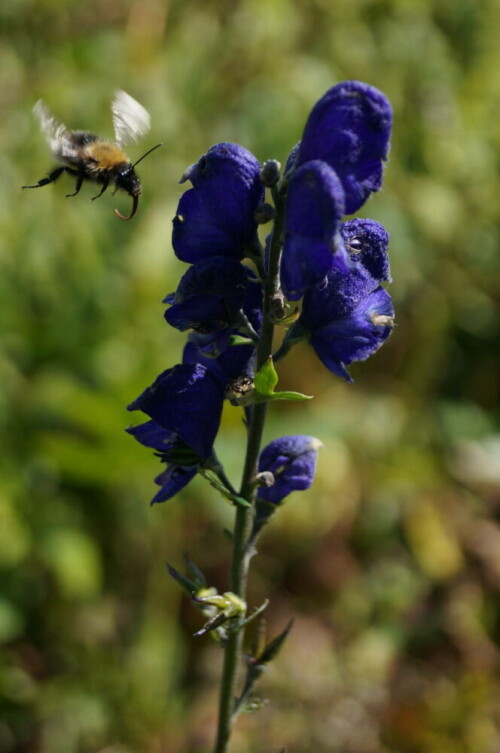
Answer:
213;187;285;753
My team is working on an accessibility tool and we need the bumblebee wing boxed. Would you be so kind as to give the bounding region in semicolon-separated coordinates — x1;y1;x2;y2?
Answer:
111;90;151;148
33;100;80;161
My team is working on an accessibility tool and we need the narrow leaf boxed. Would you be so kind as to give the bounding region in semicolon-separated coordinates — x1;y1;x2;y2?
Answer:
183;552;206;587
258;618;294;664
267;390;313;401
166;563;196;596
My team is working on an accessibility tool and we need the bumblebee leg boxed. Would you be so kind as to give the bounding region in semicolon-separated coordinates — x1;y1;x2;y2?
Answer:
91;181;109;201
22;166;66;189
66;172;84;198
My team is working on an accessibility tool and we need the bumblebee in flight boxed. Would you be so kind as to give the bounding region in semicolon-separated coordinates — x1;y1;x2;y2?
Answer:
23;90;161;220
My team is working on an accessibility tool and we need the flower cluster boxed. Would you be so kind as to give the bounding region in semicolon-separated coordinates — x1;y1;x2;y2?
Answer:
128;80;394;506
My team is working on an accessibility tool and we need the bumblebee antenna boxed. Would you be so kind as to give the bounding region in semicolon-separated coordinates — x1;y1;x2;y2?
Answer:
132;142;163;168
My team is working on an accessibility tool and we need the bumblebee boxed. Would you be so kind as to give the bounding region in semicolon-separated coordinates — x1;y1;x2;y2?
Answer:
23;90;161;220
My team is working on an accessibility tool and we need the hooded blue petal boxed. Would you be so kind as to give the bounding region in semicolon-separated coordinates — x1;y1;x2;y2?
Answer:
126;420;177;451
151;465;197;504
164;256;248;332
181;264;262;385
127;363;224;461
281;161;349;301
309;286;395;381
173;143;264;262
172;189;239;262
341;218;391;283
182;340;255;387
126;421;199;504
297;81;392;214
299;264;378;330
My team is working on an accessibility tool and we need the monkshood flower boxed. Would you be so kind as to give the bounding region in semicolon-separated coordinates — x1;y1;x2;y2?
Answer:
281;81;392;300
180;266;262;391
290;269;394;382
172;143;264;262
294;80;393;214
182;341;255;392
164;256;248;334
127;364;224;503
254;435;323;530
126;421;198;504
166;258;262;367
280;160;348;301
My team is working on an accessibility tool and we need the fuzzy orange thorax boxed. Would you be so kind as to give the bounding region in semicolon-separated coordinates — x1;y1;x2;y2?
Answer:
85;142;130;171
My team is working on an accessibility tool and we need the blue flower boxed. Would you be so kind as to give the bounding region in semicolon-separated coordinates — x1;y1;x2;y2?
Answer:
280;161;349;301
164;256;248;333
172;143;264;262
182;340;255;389
280;82;392;301
253;435;322;530
295;80;392;215
127;364;225;503
294;269;394;382
127;421;198;504
341;218;391;283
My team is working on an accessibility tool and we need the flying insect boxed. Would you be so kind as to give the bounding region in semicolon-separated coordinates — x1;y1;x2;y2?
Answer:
22;90;161;220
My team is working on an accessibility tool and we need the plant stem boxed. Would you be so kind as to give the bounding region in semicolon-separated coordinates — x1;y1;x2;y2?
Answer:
212;186;285;753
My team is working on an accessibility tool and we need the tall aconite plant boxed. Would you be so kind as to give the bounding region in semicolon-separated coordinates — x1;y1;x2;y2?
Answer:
127;81;394;753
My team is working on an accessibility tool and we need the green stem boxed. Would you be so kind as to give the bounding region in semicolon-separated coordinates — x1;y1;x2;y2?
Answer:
212;186;285;753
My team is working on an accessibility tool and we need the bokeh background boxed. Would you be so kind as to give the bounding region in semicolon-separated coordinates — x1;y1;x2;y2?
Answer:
1;1;500;751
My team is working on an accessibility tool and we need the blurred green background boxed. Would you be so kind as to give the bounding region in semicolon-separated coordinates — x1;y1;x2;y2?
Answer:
1;1;500;751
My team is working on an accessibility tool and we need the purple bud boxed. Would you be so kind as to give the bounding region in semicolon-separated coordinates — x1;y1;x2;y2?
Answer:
257;435;323;506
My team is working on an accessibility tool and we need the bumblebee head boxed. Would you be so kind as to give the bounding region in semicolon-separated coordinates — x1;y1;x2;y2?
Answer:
113;143;163;220
113;165;141;220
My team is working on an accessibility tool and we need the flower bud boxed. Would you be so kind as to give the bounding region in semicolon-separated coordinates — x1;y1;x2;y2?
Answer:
260;159;281;187
254;202;275;225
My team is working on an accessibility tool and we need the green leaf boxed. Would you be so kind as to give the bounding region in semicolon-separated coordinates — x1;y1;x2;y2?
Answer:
258;619;294;664
166;563;196;595
199;468;251;507
254;357;278;396
184;552;206;588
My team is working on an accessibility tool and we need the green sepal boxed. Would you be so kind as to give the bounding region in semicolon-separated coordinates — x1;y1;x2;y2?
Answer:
254;357;312;403
223;528;234;542
229;334;255;347
254;357;278;396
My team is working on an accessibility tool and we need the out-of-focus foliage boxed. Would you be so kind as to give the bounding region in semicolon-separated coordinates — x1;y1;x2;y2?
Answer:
1;1;499;751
